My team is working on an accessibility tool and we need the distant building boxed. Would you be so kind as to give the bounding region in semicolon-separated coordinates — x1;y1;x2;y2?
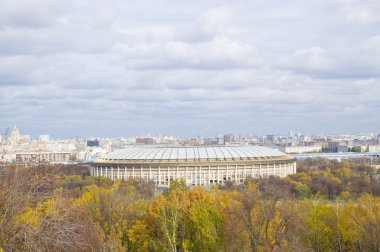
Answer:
76;151;87;161
223;134;244;145
266;135;277;143
0;145;15;162
204;138;219;145
283;146;322;154
369;145;380;152
16;152;71;164
360;145;368;153
39;134;51;142
87;139;100;147
224;134;234;144
8;126;21;145
217;137;224;145
350;145;369;153
76;148;107;161
327;141;340;152
184;138;203;146
337;145;349;153
19;135;31;144
135;137;156;145
37;142;47;151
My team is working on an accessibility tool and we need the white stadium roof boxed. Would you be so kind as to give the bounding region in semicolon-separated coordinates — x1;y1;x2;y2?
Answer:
102;146;287;162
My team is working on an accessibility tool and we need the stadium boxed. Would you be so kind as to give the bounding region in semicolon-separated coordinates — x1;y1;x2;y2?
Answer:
91;146;296;186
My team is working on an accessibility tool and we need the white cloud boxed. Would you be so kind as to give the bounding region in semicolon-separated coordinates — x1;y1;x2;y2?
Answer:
0;0;380;136
197;4;236;36
286;47;333;72
283;36;380;78
111;36;260;69
335;0;380;25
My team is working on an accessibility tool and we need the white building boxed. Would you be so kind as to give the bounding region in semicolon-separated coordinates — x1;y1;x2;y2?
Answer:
8;126;21;145
92;146;296;187
16;152;71;164
369;145;380;153
283;146;322;154
39;134;51;142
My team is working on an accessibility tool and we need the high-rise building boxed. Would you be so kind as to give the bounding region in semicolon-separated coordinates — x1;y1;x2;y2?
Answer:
8;126;21;145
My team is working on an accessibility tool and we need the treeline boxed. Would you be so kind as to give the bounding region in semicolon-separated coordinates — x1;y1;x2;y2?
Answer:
292;158;380;199
0;160;380;251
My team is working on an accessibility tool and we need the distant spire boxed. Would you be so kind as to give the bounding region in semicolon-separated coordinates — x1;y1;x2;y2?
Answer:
12;126;20;134
9;126;21;145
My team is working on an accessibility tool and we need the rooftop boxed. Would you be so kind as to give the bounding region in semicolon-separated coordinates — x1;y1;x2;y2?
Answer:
100;145;288;162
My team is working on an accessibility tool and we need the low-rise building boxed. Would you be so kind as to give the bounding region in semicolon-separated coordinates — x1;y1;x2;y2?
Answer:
369;145;380;153
337;145;349;153
283;146;322;154
16;152;71;164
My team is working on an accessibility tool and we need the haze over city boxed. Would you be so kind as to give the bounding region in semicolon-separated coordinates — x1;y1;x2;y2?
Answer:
1;0;380;137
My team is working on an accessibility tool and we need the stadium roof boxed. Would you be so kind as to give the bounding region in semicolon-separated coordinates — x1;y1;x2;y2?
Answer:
101;145;287;162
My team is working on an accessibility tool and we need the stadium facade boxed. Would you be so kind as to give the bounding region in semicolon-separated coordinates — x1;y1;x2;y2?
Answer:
91;146;296;186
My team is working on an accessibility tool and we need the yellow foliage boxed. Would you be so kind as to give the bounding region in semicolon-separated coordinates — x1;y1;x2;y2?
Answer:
335;167;352;179
267;210;288;250
182;239;192;252
246;180;258;190
17;208;41;227
127;220;149;251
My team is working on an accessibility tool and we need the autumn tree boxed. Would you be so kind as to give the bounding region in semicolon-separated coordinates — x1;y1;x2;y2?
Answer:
225;181;289;251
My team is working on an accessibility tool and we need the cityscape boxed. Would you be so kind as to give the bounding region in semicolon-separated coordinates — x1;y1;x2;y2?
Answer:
2;126;380;165
1;0;380;251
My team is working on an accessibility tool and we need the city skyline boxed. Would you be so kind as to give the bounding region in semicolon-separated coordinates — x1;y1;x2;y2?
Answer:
2;124;380;140
1;0;380;137
2;123;380;165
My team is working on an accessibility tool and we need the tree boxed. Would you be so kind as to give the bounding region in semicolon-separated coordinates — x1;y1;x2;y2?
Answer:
350;194;380;251
295;184;312;199
0;165;56;250
225;181;289;251
16;193;103;251
164;178;188;196
78;180;149;251
297;198;331;251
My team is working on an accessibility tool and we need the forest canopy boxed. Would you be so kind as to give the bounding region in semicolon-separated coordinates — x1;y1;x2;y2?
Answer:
0;159;379;251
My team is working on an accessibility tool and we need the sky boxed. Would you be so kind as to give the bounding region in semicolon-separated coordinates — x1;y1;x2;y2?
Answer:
1;0;380;137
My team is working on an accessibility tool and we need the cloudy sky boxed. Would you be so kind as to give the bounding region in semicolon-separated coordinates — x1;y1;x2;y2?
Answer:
1;0;380;137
